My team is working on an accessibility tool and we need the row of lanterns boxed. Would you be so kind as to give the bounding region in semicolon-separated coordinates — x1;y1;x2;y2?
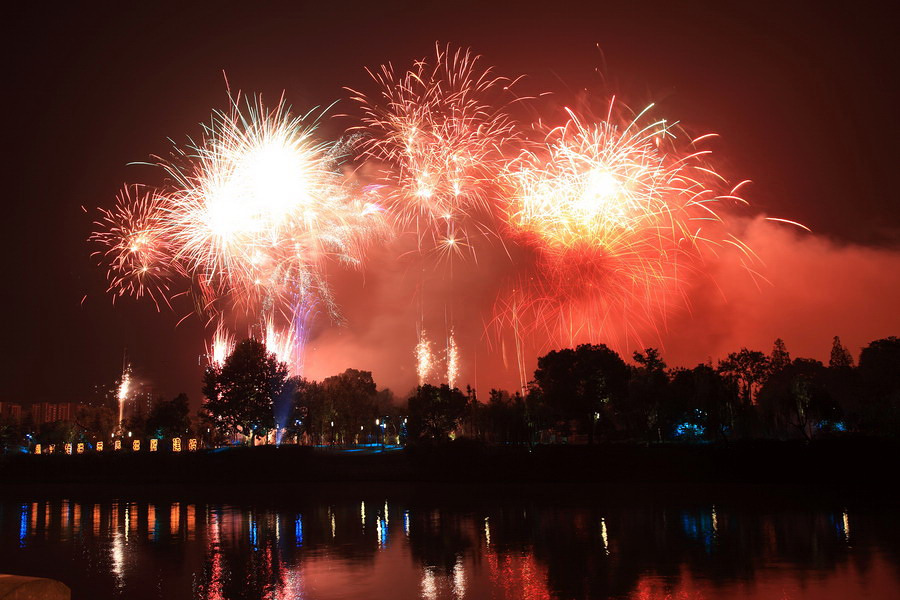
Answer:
33;438;199;455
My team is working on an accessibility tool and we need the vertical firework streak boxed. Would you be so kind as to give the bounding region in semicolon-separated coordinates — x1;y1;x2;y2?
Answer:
416;331;435;386
206;321;236;368
117;362;131;430
446;329;460;389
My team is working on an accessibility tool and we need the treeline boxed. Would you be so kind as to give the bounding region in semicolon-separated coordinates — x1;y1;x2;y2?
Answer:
2;335;897;453
199;335;900;446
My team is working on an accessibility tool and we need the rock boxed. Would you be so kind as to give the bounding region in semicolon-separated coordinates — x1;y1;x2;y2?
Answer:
0;575;70;600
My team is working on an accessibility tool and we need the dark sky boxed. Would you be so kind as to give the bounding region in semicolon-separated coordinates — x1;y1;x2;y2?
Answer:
5;0;899;405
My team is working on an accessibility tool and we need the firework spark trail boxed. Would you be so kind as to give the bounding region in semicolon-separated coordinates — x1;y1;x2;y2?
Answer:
446;329;460;389
117;363;131;430
494;101;752;348
416;331;435;385
262;298;317;377
348;43;520;258
206;321;236;368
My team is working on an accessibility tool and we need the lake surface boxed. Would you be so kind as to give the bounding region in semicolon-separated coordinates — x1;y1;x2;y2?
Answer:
1;487;898;599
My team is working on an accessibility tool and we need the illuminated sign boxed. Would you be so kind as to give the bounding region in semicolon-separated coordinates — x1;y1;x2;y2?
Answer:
132;439;140;451
150;439;158;452
172;438;181;452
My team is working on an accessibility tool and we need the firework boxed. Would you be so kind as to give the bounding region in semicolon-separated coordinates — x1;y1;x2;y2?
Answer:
446;330;460;389
159;96;384;317
497;102;750;346
262;301;315;376
349;43;519;256
93;94;385;374
91;185;173;310
206;321;236;368
117;363;131;429
416;331;435;386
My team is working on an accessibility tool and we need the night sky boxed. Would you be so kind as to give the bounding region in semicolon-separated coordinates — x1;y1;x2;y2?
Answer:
6;0;900;406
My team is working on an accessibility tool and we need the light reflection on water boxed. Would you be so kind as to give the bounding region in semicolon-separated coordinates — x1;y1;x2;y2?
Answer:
1;494;898;599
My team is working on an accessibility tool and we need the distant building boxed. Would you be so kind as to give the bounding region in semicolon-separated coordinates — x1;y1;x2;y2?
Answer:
30;402;75;424
0;402;23;423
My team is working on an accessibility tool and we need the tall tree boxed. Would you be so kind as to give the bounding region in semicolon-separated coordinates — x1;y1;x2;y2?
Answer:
202;338;288;445
758;358;839;440
629;348;669;441
717;349;770;405
829;336;855;368
770;338;791;372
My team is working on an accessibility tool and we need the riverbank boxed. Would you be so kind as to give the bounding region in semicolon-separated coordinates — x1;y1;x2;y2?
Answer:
1;439;895;492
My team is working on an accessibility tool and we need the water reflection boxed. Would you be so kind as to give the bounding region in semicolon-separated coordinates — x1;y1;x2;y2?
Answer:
1;494;899;599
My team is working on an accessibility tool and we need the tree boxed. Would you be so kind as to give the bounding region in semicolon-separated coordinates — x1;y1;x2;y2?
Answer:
289;377;330;445
669;364;733;441
407;384;468;442
717;349;770;405
829;336;855;369
628;348;669;441
533;344;629;442
322;369;378;445
202;338;288;445
75;404;117;443
770;338;791;372
145;393;192;439
757;358;839;440
858;336;900;436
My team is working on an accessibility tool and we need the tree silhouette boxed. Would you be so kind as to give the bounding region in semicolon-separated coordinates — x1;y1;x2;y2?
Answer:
533;343;629;442
407;384;468;442
145;393;192;439
717;349;770;405
202;338;288;445
758;358;839;440
629;348;669;441
829;336;855;368
322;368;378;445
858;336;900;435
770;338;791;372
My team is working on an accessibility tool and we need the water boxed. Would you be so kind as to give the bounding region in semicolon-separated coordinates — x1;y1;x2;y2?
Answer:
1;487;898;599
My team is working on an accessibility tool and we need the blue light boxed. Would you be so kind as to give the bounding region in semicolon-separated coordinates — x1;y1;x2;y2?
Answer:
295;515;303;547
249;519;258;549
19;504;28;547
674;422;705;438
379;518;388;547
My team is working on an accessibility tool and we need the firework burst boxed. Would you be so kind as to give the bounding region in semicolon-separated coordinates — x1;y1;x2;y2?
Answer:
496;101;751;346
92;94;385;369
90;185;174;310
348;43;520;257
